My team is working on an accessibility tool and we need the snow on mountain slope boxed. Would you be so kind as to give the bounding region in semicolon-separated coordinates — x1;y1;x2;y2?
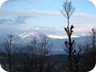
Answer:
19;32;47;42
0;32;90;54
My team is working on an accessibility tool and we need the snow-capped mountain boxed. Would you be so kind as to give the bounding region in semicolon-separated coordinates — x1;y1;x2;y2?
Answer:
17;32;90;51
19;32;46;39
0;32;90;54
19;32;47;42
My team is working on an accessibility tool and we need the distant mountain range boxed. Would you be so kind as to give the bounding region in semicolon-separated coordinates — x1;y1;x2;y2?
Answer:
0;32;91;54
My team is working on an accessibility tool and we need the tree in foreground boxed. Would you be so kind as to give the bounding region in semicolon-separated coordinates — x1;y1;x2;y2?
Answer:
2;34;15;72
80;28;96;72
17;36;53;72
61;0;75;72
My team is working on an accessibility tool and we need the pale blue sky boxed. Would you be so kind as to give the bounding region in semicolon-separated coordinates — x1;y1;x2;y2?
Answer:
0;0;96;38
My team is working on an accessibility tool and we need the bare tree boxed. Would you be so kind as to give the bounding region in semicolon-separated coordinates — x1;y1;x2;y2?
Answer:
2;34;15;72
17;36;52;72
18;37;39;72
76;28;96;72
90;28;96;50
38;36;52;72
83;28;96;71
89;28;96;66
61;0;75;72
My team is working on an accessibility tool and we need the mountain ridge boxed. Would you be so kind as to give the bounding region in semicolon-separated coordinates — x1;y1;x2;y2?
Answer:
0;32;91;54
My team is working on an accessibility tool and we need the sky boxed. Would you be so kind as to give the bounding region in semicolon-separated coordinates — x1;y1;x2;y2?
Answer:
0;0;96;38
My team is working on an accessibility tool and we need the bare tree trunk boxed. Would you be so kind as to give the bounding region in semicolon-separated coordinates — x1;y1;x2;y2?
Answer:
2;34;15;72
61;0;75;71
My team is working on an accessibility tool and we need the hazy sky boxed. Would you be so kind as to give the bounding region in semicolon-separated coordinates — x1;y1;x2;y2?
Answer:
0;0;96;38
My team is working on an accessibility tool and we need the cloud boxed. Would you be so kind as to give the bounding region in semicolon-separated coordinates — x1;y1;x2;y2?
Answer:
0;9;95;36
14;16;29;24
0;16;29;24
71;13;96;25
74;24;94;36
25;26;62;35
0;9;61;17
0;9;62;25
0;22;64;36
0;18;13;24
0;9;96;18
